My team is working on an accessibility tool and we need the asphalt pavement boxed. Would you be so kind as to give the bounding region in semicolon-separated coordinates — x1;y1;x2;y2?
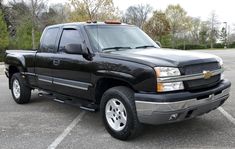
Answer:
0;65;4;75
0;49;235;149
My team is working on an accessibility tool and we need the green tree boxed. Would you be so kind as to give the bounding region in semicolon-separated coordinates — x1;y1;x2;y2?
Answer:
0;9;9;52
10;21;41;49
199;21;210;47
9;0;46;49
220;27;227;47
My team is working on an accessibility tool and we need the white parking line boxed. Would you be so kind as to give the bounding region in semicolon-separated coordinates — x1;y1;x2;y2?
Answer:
218;107;235;125
47;111;86;149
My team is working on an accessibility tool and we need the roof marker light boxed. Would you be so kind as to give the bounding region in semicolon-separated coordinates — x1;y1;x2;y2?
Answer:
104;20;121;24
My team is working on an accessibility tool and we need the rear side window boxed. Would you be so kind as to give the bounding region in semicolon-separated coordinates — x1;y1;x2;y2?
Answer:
40;28;59;52
59;29;82;51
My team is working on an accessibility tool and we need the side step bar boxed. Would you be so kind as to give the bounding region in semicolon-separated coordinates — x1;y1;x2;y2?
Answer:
80;106;96;112
38;92;98;112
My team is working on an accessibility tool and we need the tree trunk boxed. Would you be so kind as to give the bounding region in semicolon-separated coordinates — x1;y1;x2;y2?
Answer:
210;39;213;49
171;30;176;49
32;27;35;49
172;34;175;48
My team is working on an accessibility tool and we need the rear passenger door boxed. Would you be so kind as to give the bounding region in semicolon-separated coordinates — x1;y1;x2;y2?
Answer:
35;27;60;91
50;27;92;99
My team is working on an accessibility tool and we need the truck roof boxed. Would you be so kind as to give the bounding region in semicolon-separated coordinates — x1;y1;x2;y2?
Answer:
46;21;130;29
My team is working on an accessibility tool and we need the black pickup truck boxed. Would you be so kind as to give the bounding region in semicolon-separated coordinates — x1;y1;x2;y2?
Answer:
4;21;231;140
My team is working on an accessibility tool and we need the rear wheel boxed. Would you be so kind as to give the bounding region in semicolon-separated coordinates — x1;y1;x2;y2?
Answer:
100;86;142;140
10;73;31;104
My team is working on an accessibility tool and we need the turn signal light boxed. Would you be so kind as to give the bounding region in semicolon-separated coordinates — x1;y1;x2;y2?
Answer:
157;83;164;92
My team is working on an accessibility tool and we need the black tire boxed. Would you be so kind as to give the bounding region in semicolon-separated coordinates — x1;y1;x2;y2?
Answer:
100;86;142;140
10;73;31;104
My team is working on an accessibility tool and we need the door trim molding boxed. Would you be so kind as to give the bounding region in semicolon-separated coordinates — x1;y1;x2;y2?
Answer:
38;75;53;84
53;78;92;91
37;75;92;91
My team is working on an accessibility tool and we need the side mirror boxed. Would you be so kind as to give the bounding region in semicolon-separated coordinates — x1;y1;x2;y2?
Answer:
64;44;85;55
155;41;162;48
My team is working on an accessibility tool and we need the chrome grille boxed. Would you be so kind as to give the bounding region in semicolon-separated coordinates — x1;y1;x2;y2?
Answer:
183;62;220;75
183;62;221;90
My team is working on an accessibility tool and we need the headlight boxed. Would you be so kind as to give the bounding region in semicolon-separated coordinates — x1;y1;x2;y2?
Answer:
157;82;184;92
155;67;184;92
155;67;180;77
218;58;224;79
218;58;223;68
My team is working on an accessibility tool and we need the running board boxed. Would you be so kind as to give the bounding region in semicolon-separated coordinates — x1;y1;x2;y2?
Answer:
53;98;65;103
38;92;53;98
38;92;98;112
80;106;96;112
53;98;97;112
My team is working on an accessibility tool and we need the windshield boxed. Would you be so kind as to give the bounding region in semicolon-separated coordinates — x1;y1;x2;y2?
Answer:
85;25;160;52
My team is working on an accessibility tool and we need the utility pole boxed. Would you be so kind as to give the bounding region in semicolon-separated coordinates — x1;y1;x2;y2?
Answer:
210;17;214;49
228;25;230;48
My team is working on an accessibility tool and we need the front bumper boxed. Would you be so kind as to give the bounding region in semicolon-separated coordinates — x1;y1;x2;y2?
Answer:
135;79;231;125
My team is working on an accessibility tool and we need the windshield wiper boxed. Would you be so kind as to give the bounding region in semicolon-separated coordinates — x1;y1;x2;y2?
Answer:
135;45;157;49
102;46;132;52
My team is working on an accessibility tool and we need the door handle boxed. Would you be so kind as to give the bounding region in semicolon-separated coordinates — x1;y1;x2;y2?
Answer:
53;59;60;66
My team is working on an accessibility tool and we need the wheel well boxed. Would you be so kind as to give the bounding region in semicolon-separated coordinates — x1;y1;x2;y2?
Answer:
95;78;135;104
8;66;20;88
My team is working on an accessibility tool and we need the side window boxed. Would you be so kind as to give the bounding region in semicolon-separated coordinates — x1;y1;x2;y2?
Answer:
41;28;59;52
59;29;82;51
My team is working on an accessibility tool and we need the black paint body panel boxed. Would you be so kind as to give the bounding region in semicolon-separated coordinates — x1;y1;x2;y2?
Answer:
4;23;223;104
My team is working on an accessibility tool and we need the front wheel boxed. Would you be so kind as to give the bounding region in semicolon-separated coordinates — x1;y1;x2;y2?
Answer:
100;86;142;140
10;73;31;104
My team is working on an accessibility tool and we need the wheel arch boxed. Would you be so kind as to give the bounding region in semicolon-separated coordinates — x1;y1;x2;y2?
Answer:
94;77;135;104
7;65;27;89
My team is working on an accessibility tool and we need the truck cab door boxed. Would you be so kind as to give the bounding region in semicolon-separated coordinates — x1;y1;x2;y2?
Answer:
50;27;92;100
35;27;60;91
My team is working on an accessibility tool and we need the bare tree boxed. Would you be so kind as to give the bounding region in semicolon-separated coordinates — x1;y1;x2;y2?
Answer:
189;17;201;44
144;11;170;42
28;0;46;49
8;0;46;49
69;0;119;21
165;4;188;48
123;4;152;29
50;3;70;23
208;11;220;49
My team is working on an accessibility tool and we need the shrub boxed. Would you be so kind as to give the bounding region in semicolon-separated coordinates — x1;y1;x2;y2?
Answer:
176;44;207;50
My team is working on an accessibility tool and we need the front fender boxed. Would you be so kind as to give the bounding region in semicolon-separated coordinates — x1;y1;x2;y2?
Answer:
93;61;156;92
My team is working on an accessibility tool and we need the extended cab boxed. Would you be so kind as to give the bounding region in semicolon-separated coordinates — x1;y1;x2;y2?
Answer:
4;21;231;140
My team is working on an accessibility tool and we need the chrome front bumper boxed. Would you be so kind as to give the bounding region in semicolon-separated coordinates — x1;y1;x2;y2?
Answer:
135;81;231;125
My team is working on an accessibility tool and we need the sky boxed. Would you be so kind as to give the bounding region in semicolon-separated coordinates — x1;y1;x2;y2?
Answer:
5;0;235;29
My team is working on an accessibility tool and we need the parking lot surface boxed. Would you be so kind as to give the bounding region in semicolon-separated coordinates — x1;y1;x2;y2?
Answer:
0;49;235;149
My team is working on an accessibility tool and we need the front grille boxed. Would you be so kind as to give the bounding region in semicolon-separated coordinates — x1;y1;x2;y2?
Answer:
182;62;221;90
183;62;220;75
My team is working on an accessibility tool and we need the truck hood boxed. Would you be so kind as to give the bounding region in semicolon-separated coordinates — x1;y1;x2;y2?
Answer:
106;48;221;67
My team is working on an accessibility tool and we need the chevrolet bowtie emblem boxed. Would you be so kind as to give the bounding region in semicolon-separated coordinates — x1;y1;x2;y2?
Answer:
203;70;213;79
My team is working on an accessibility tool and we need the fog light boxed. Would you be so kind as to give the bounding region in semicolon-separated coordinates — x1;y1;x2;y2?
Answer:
169;113;178;120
